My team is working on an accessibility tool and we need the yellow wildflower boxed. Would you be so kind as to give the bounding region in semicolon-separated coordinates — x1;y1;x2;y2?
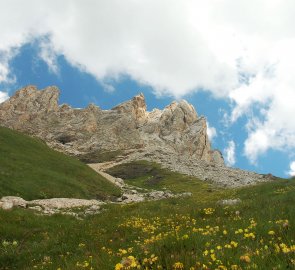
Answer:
173;262;184;269
230;241;238;248
115;263;123;270
240;255;251;263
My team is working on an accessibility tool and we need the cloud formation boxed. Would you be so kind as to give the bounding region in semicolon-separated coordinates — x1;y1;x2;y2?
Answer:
0;0;295;163
224;140;236;166
207;122;217;141
0;91;9;103
288;161;295;177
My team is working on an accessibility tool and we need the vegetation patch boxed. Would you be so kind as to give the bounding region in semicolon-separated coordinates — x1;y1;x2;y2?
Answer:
0;127;121;200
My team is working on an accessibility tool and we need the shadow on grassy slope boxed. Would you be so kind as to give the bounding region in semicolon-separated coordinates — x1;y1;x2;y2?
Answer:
0;127;121;200
106;160;234;200
78;150;124;163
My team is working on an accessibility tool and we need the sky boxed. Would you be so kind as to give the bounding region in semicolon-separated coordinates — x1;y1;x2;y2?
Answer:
0;0;295;178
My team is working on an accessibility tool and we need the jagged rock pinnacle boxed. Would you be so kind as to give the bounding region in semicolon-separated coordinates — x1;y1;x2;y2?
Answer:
0;85;215;162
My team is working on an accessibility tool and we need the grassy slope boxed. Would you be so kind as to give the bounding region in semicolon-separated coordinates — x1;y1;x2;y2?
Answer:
0;160;294;269
0;126;121;200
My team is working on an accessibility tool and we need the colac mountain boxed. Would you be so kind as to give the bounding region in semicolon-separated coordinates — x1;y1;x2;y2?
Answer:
0;85;274;187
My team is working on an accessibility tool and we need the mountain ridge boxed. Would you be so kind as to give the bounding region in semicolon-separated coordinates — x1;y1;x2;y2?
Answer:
0;85;274;187
0;85;222;162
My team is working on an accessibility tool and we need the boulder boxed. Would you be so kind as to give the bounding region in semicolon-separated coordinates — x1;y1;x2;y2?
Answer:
28;198;104;209
218;198;242;206
0;196;27;208
1;201;13;210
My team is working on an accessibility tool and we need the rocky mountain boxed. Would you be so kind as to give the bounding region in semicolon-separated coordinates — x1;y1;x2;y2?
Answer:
0;85;273;187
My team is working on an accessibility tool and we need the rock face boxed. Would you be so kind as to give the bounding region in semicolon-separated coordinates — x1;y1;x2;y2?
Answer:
0;85;272;187
0;85;218;163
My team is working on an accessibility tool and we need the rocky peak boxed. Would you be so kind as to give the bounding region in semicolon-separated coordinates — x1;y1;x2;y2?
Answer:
2;85;59;114
0;85;224;166
112;93;147;124
85;103;101;114
158;100;198;133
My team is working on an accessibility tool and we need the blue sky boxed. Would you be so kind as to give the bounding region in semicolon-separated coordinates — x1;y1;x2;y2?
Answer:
1;1;295;178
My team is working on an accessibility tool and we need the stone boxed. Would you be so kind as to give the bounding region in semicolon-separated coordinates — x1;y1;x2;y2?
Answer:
121;193;145;203
1;196;27;208
89;205;100;211
218;198;242;206
1;201;13;210
179;192;192;198
28;198;104;209
28;206;43;211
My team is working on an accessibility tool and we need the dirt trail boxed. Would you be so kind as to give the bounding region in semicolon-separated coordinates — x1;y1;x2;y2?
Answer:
88;163;123;187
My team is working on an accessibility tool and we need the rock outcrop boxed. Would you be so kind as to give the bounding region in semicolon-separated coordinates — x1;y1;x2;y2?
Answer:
0;85;217;163
0;169;192;216
0;85;273;187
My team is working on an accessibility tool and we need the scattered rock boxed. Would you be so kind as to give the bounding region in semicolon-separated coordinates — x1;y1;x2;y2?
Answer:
218;198;242;206
0;196;106;217
28;198;104;209
122;151;273;188
178;192;192;198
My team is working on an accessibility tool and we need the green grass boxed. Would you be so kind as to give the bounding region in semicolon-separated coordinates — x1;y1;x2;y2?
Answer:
0;160;294;269
0;126;121;200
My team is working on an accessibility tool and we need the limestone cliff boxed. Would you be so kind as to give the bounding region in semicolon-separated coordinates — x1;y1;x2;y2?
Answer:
0;85;222;165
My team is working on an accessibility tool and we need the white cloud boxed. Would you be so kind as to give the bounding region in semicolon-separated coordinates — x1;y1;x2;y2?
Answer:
224;140;236;166
207;122;217;141
0;0;240;94
0;48;17;84
0;0;295;163
0;61;9;83
38;38;59;74
0;91;9;103
287;161;295;177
